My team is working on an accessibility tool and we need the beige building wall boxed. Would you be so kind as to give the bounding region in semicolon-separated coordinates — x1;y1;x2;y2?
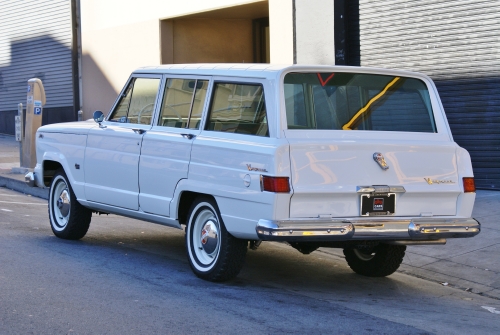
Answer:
80;0;268;119
81;19;160;118
161;19;253;64
79;0;338;119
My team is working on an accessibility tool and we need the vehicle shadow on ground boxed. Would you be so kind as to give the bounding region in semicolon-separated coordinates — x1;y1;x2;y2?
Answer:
35;216;412;300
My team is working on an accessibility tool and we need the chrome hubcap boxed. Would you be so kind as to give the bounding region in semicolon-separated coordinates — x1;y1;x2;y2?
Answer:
190;206;222;268
57;190;71;217
200;220;219;256
51;177;71;231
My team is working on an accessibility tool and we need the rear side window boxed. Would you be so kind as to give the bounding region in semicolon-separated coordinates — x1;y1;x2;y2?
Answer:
109;77;160;125
158;79;208;129
284;72;436;133
206;83;269;137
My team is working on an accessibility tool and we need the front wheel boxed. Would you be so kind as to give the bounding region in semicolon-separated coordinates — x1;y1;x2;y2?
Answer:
49;169;91;240
343;244;406;277
185;197;247;282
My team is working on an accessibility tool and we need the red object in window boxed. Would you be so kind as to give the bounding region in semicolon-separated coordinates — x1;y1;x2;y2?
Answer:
261;176;290;193
317;73;335;86
463;177;476;193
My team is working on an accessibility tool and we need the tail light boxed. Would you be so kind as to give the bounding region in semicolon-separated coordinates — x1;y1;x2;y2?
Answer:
261;175;290;193
463;177;476;193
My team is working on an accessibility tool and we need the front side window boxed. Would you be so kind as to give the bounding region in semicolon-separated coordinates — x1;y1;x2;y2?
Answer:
206;83;268;137
158;79;208;129
109;77;160;125
284;72;436;133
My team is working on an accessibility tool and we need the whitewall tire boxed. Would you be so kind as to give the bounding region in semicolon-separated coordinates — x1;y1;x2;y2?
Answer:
49;169;91;240
186;197;247;282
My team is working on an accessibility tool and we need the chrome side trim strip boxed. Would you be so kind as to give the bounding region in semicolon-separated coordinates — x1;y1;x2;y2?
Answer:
78;200;182;229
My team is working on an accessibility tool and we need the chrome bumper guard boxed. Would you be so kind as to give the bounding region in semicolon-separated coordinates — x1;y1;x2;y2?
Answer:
257;219;355;241
25;172;36;188
256;218;480;242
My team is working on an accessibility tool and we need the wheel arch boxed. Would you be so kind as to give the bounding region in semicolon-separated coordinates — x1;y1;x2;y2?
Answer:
171;179;259;239
177;191;216;226
42;160;63;187
41;154;85;202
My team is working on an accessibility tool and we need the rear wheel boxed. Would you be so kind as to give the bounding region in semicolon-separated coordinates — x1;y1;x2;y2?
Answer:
343;244;406;277
185;197;247;282
49;169;91;240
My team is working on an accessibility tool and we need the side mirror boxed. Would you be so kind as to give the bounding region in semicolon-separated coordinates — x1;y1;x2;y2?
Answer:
93;110;104;123
93;110;107;128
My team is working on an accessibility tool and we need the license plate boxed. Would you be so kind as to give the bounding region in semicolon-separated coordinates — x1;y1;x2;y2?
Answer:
360;193;396;216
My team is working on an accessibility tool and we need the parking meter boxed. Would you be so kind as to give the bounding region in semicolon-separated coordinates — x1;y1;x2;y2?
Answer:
21;78;46;168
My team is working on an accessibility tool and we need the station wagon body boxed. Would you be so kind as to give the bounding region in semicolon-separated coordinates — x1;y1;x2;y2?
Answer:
28;64;480;281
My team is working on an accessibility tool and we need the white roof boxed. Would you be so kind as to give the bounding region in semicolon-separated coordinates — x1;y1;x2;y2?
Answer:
133;63;431;81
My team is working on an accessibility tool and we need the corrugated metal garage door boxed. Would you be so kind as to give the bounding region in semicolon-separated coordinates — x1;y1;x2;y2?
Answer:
357;0;500;189
0;0;74;134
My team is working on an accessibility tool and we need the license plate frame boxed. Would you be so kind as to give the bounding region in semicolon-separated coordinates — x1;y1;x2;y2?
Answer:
360;193;396;216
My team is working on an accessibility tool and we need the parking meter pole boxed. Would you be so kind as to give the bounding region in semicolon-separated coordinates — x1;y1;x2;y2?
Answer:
15;103;23;165
21;79;46;169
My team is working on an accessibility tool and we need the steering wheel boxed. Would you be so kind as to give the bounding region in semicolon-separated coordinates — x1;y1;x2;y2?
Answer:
163;104;183;122
137;103;155;124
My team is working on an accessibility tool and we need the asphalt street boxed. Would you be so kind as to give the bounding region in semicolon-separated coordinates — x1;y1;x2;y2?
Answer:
1;187;499;334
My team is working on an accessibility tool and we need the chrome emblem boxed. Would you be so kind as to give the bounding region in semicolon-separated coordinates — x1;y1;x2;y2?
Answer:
246;164;268;173
201;227;210;245
373;153;389;170
424;178;455;185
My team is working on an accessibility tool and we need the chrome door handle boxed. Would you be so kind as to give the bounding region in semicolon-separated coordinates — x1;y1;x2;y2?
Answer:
181;133;196;140
132;128;146;134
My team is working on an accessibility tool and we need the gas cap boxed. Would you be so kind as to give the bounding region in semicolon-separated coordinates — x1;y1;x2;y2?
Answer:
243;174;251;187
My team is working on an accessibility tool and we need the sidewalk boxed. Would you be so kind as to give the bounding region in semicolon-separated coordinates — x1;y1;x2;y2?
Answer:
0;134;48;199
1;134;499;299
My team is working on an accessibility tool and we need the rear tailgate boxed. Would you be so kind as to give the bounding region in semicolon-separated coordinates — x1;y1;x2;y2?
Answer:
286;135;460;218
282;69;463;219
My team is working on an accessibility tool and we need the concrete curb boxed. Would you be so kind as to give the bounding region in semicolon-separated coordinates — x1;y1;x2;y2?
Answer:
0;175;49;200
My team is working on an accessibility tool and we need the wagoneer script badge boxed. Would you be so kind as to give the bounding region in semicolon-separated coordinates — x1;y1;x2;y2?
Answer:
424;178;455;185
246;164;268;172
373;153;389;170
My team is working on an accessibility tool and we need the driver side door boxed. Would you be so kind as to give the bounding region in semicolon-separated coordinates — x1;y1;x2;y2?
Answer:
84;74;162;210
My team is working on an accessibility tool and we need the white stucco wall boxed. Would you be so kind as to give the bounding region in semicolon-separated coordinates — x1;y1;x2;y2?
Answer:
268;0;294;64
295;0;335;64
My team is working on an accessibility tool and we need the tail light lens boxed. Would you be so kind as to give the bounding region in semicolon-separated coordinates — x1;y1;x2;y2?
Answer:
463;177;476;193
261;176;290;193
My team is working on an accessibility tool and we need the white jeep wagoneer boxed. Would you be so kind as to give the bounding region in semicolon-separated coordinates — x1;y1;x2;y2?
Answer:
27;64;480;282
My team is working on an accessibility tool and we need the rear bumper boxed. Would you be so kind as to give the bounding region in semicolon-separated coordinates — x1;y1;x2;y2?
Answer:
256;217;480;242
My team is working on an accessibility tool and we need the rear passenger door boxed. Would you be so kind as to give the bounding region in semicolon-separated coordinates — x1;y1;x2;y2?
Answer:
189;78;274;229
138;75;210;217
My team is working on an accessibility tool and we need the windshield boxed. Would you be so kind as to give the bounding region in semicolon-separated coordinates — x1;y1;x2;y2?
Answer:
284;72;436;132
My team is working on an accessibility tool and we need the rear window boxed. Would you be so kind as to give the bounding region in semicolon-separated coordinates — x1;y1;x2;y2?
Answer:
284;72;436;132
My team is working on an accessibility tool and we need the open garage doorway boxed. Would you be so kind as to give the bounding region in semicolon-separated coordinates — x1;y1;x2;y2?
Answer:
160;1;269;64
